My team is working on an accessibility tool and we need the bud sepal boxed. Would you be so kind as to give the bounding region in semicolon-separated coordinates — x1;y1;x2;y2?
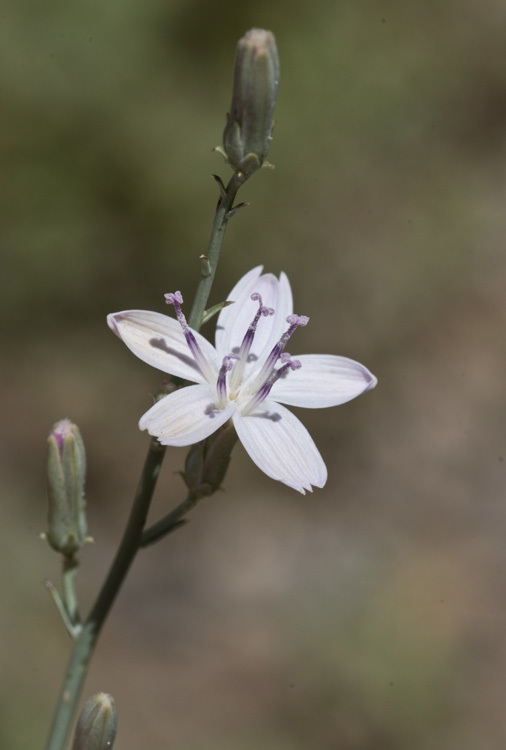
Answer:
222;28;279;179
45;419;89;556
72;693;117;750
183;421;238;497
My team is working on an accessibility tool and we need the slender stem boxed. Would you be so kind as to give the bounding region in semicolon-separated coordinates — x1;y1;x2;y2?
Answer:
44;623;95;750
140;492;200;547
87;439;166;635
45;170;247;750
188;170;245;331
45;439;166;750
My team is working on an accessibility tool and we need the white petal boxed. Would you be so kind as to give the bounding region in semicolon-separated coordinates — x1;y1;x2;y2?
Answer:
108;310;219;383
219;266;264;316
215;268;294;369
233;400;327;494
215;266;263;357
271;354;377;408
139;384;236;446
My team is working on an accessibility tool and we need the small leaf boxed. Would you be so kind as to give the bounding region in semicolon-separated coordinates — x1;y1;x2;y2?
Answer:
201;300;234;326
226;202;250;219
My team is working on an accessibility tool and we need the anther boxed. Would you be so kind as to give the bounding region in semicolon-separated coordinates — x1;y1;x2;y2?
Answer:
229;293;275;393
164;290;215;382
242;356;302;415
250;313;309;393
217;354;239;405
165;291;184;306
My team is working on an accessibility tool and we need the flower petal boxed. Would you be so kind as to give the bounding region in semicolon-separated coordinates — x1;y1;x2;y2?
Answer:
139;384;236;446
215;266;262;357
271;354;377;408
215;268;293;366
108;310;219;383
233;399;327;494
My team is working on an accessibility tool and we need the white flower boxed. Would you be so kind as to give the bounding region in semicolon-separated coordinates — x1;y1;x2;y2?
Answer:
107;266;377;494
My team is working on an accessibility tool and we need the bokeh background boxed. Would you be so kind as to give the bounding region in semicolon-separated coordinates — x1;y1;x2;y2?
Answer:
3;0;506;747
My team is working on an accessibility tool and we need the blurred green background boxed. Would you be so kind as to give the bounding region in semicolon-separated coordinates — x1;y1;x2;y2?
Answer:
3;0;506;747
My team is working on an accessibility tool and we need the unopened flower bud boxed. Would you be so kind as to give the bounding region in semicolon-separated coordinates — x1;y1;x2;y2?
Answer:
184;422;238;497
72;693;117;750
223;28;279;178
46;418;88;556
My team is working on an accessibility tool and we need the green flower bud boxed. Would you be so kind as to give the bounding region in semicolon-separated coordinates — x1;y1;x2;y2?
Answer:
223;28;279;178
45;419;88;556
72;693;117;750
183;422;238;497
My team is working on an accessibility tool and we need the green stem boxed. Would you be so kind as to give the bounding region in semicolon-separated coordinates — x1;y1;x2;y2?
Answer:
45;170;247;750
140;491;200;547
188;170;245;331
87;440;166;635
45;439;166;750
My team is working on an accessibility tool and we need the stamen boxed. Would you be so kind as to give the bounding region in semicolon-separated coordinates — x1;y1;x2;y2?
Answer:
250;313;309;392
229;293;274;393
216;354;239;406
165;291;215;382
242;355;302;415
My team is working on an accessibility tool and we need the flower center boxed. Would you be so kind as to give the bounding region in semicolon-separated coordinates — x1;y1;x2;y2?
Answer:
241;352;302;415
223;293;308;414
228;292;274;395
165;290;308;415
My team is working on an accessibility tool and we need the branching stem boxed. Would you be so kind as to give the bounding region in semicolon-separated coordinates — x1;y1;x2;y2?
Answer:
45;170;247;750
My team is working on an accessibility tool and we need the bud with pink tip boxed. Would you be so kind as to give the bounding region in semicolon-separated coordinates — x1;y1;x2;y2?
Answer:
45;419;88;556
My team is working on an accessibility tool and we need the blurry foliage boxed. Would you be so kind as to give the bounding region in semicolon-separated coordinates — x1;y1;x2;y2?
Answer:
3;0;506;748
3;0;506;338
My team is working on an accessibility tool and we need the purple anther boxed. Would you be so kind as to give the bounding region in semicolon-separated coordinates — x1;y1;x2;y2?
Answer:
242;356;302;415
164;290;215;382
274;356;301;378
230;292;275;392
288;358;301;371
216;354;239;404
244;294;275;347
286;314;309;328
165;291;187;331
251;312;310;392
165;291;184;306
